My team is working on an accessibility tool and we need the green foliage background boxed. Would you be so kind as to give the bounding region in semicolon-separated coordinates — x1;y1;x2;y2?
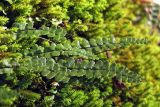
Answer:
0;0;159;106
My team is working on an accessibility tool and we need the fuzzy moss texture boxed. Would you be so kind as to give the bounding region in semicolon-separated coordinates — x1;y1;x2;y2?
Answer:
117;2;160;106
0;0;159;107
0;0;130;37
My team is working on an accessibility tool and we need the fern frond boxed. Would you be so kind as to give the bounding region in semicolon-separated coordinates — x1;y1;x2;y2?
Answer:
0;56;141;83
0;21;148;83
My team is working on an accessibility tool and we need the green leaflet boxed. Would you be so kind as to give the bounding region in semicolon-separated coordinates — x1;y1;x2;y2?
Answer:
87;61;95;69
41;70;51;76
46;70;61;79
72;40;81;48
78;60;89;69
51;51;61;56
89;39;97;46
110;63;117;72
66;58;75;68
55;71;67;82
93;47;102;53
96;38;103;45
86;70;94;79
55;44;64;50
81;39;90;48
53;63;61;71
63;42;72;50
93;70;102;79
94;60;104;69
50;43;56;50
76;69;86;77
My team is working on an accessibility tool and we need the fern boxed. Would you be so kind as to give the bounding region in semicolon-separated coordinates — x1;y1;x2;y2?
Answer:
0;0;150;106
0;56;141;83
0;20;149;84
